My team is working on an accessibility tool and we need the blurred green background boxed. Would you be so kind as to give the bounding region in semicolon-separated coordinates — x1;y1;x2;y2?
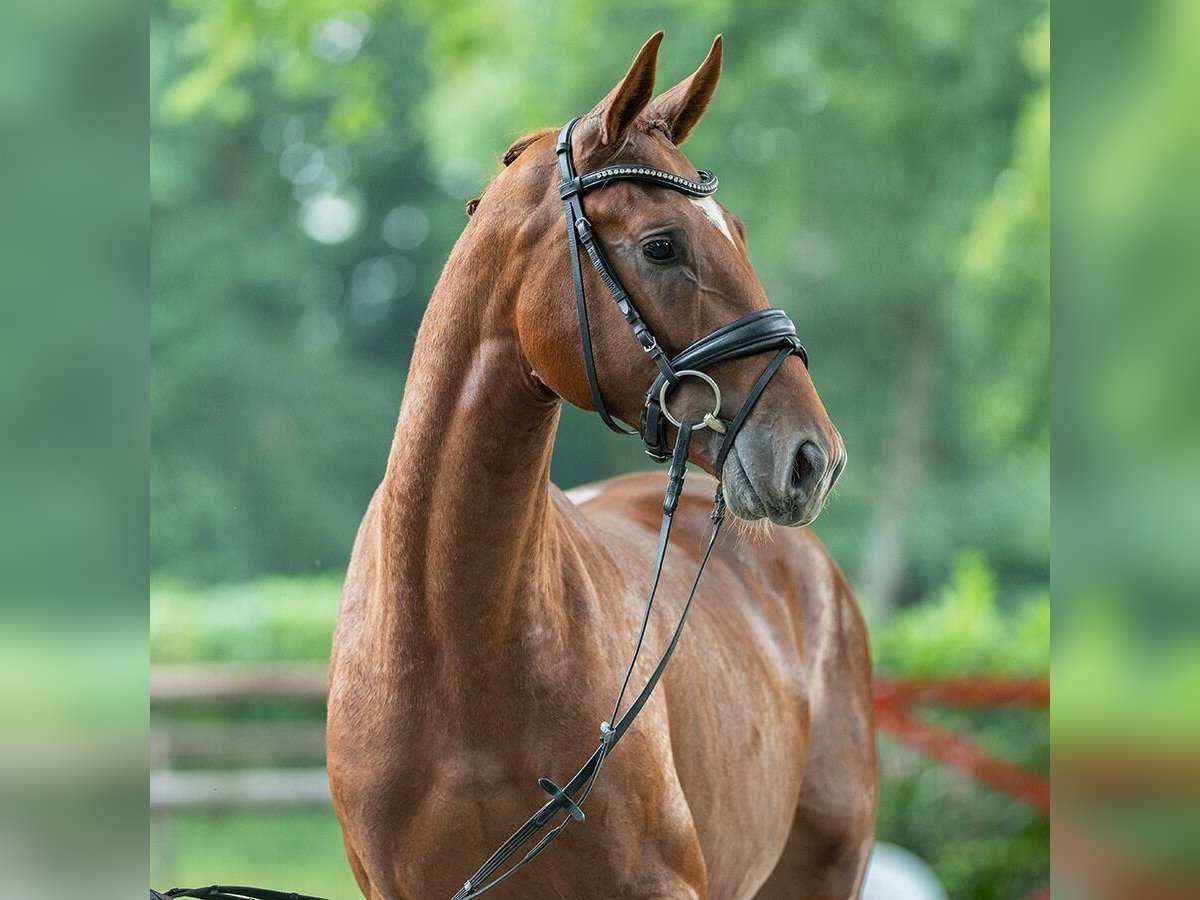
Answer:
150;0;1049;605
150;0;1054;896
5;0;1199;894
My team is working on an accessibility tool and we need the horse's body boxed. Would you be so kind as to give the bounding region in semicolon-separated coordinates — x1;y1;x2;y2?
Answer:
328;34;876;900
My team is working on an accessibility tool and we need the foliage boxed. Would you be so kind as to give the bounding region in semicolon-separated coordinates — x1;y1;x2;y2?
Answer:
872;552;1050;677
151;576;341;662
151;809;361;899
868;552;1050;898
876;733;1049;900
1053;604;1200;746
151;554;1052;672
151;0;1049;616
151;0;439;581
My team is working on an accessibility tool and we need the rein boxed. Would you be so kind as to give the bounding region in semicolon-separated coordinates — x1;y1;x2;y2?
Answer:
449;117;808;898
152;887;330;900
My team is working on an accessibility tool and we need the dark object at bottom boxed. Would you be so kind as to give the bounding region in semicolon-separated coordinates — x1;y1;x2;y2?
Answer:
151;886;331;900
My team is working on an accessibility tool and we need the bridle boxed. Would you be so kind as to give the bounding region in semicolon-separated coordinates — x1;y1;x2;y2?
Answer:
556;116;808;464
449;118;810;898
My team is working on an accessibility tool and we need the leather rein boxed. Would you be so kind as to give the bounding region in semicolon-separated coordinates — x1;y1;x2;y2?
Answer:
449;117;809;898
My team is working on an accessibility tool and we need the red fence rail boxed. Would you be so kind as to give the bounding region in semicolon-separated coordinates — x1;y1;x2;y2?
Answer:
873;676;1050;813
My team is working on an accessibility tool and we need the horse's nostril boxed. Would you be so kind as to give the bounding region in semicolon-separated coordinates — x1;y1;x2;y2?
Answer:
791;440;827;497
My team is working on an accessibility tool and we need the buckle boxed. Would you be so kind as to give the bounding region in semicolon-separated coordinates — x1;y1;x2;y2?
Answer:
599;721;616;744
712;487;727;523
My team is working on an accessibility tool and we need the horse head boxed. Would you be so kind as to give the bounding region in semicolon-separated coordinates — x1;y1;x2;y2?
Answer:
475;32;846;527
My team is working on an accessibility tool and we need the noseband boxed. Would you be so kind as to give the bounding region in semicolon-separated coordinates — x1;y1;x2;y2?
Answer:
450;118;811;898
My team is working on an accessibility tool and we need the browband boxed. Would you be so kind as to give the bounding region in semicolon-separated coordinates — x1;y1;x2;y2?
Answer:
559;164;718;200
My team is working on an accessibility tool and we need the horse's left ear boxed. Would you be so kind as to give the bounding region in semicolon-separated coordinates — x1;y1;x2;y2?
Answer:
646;34;722;146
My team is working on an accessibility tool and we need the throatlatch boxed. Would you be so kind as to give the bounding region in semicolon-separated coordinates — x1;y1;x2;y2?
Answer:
449;118;810;898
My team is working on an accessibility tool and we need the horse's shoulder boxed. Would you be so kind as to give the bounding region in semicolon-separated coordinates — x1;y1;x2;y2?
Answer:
555;472;829;572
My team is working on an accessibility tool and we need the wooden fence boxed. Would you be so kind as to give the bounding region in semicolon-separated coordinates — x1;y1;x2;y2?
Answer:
151;663;1053;813
152;663;1200;897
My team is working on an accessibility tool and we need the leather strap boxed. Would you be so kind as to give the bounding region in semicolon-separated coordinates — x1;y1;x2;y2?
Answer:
560;165;636;435
155;886;329;900
641;310;806;460
555;119;807;460
657;308;806;376
564;164;718;198
450;427;731;900
558;118;643;434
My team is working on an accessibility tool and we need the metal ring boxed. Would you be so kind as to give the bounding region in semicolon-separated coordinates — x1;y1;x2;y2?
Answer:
658;370;722;430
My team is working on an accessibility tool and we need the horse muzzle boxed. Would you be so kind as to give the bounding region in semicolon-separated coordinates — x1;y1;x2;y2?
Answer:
721;426;846;527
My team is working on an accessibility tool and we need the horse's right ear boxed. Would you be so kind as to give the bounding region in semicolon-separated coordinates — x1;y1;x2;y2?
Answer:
584;31;663;146
646;34;722;146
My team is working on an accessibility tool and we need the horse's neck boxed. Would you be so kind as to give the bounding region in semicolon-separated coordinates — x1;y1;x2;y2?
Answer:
376;234;563;659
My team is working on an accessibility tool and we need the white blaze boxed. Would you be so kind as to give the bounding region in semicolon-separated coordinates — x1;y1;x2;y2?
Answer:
691;196;735;245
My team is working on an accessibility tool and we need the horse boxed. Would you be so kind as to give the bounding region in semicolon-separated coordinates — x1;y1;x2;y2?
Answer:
327;32;877;900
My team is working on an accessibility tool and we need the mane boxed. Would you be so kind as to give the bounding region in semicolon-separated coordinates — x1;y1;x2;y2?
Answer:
465;128;556;216
502;129;555;166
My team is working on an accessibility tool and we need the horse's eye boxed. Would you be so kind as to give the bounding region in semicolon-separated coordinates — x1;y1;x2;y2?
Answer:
642;239;676;262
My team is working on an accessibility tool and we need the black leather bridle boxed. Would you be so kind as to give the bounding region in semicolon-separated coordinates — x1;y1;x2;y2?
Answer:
448;118;810;898
556;116;808;464
151;886;328;900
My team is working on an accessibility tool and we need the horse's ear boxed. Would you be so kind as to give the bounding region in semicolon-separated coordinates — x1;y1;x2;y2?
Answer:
647;34;722;145
586;31;664;146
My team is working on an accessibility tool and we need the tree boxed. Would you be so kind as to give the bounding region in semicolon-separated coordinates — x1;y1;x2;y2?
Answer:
151;0;1049;613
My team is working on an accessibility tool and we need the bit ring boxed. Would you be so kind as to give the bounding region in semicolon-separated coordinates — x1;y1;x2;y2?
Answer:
659;370;724;431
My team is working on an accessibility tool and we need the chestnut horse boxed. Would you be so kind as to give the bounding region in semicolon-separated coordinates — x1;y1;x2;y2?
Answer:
327;33;876;900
